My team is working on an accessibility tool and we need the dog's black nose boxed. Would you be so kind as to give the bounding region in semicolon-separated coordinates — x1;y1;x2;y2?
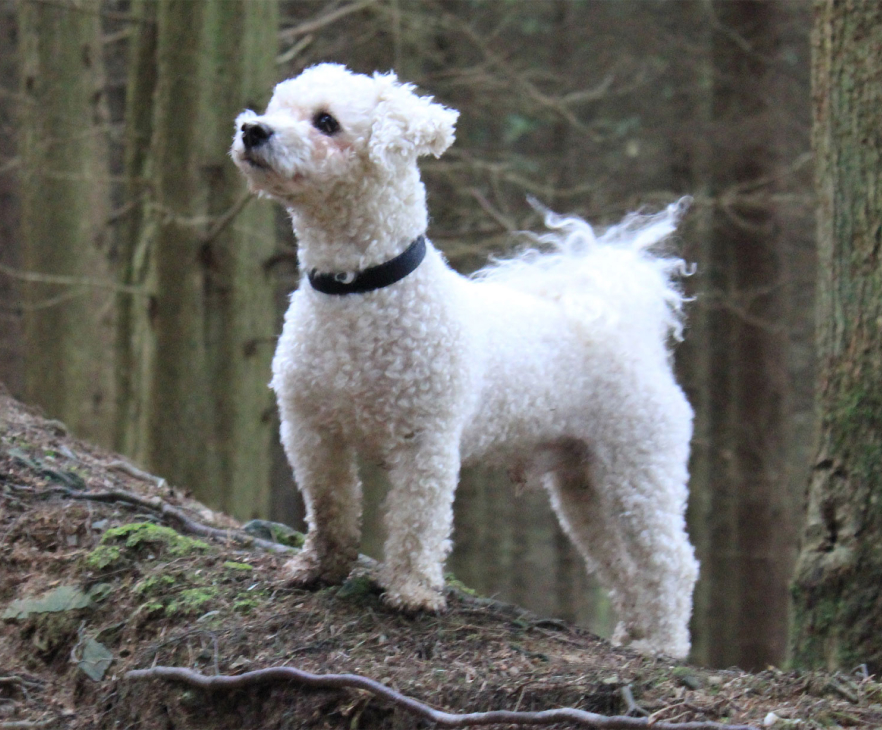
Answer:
241;122;273;150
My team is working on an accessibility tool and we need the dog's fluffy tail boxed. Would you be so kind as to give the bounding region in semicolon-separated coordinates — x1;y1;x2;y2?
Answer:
473;197;692;350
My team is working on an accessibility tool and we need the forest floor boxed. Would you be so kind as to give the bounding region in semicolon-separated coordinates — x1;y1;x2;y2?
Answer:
1;388;881;730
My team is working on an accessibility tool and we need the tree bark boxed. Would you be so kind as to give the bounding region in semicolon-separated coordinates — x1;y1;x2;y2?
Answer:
116;0;279;518
197;0;279;520
115;0;158;462
17;0;114;444
689;0;792;671
0;4;22;394
790;1;882;672
146;0;216;498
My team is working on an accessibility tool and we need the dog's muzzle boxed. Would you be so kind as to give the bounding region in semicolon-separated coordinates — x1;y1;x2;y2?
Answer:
241;122;273;150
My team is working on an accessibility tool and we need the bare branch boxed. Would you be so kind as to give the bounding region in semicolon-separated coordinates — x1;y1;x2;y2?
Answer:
278;0;377;42
126;665;761;730
0;263;149;296
469;188;516;232
0;156;21;175
200;191;254;245
276;34;314;66
23;0;148;24
0;289;86;314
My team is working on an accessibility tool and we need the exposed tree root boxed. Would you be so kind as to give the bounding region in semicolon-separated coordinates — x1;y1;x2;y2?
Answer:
25;483;295;555
126;665;760;730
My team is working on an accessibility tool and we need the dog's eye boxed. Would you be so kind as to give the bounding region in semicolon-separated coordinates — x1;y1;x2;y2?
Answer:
313;111;341;136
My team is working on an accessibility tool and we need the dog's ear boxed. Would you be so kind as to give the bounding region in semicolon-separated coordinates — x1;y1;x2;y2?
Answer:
369;72;459;168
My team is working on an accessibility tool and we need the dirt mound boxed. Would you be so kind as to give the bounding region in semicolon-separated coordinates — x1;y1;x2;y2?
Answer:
1;388;880;729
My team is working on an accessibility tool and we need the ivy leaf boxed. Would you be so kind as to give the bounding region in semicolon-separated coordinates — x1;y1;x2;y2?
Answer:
78;638;113;681
3;585;93;620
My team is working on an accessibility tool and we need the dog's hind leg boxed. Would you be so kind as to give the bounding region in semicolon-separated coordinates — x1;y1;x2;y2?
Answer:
379;435;461;612
281;422;362;586
543;439;697;659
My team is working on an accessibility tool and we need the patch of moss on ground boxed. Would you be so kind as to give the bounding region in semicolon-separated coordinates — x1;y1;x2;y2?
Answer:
232;595;263;613
166;587;218;616
135;601;165;618
86;544;122;570
133;574;177;595
445;573;478;597
86;522;209;570
336;575;376;600
222;561;253;572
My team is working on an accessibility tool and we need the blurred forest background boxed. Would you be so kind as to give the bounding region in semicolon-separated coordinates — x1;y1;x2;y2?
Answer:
0;0;815;671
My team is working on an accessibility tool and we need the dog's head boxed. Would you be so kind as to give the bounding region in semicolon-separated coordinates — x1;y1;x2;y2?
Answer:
231;63;459;203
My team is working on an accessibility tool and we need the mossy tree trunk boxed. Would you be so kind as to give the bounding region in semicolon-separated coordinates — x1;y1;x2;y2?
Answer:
790;1;882;672
17;0;114;444
116;0;279;519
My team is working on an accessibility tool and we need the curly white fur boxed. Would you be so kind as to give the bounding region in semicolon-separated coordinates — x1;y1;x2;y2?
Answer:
231;63;699;658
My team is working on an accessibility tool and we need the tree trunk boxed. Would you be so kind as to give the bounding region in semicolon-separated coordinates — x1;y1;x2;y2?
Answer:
117;0;279;518
0;4;22;393
689;0;792;670
115;0;158;461
147;0;216;498
17;0;114;444
197;0;279;520
790;1;882;672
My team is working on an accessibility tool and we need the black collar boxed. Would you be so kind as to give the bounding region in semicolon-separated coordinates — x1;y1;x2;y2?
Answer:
307;235;427;295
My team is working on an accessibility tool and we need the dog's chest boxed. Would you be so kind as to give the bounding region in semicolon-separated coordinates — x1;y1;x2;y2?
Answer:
273;281;467;444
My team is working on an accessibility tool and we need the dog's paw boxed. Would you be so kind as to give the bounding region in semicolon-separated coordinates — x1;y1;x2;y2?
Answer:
381;577;447;613
282;550;351;587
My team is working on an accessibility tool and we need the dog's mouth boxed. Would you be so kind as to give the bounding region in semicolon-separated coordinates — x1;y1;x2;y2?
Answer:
242;153;272;171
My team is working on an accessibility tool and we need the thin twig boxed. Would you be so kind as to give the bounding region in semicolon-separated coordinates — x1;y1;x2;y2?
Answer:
0;288;87;313
278;0;377;42
276;34;314;66
199;192;254;245
0;263;149;296
107;460;167;488
126;666;760;730
469;188;516;232
620;685;649;718
0;676;43;689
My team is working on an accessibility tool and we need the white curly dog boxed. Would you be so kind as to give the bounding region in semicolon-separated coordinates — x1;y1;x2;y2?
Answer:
231;63;698;658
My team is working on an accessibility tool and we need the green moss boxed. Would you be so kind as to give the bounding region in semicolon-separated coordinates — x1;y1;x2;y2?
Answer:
790;573;882;671
232;595;262;613
671;666;703;690
138;601;165;616
830;385;882;480
86;522;209;570
133;574;177;595
166;587;217;616
445;573;478;597
86;545;122;570
222;561;253;572
336;575;375;599
105;522;210;555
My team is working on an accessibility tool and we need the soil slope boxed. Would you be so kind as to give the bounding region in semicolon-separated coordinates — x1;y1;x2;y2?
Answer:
1;388;880;729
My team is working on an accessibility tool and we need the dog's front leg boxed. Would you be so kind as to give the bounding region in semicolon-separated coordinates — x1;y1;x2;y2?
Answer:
282;425;361;586
379;435;460;612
